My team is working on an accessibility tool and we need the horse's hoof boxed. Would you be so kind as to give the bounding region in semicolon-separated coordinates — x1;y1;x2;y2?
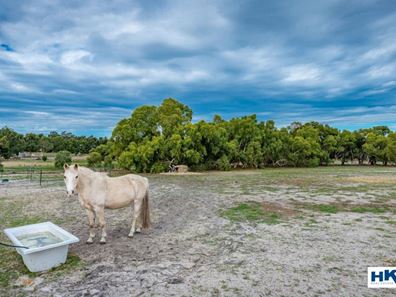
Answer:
135;228;141;233
128;233;134;238
100;240;106;244
86;239;94;244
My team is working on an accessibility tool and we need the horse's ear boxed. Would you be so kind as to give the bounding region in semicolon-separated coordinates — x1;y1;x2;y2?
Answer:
74;164;79;170
64;164;69;170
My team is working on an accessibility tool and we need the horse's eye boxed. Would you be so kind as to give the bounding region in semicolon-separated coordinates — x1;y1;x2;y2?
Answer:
76;176;79;179
63;176;66;179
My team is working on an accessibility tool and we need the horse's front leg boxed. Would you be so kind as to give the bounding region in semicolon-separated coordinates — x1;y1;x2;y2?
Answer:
86;209;96;244
95;206;107;244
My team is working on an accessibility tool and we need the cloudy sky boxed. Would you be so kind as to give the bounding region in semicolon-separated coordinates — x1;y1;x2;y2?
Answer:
1;0;396;136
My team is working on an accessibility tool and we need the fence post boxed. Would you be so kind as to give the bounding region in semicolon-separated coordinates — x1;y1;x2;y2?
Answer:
39;170;43;186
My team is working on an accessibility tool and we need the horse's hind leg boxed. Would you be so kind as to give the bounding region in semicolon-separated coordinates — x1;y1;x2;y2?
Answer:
86;209;96;244
95;206;107;244
136;216;142;233
128;199;142;238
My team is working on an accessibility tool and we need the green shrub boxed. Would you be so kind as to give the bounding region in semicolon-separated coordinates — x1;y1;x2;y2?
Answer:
150;161;168;173
216;155;231;171
118;151;135;171
190;163;210;172
87;151;102;167
55;151;72;169
307;157;320;167
103;155;113;170
42;155;48;161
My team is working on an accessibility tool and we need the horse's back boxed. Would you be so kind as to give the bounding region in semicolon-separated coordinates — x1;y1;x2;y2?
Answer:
108;173;148;188
126;174;149;187
102;173;148;208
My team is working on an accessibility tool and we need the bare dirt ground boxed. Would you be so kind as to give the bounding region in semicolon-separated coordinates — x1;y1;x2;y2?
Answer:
1;167;396;296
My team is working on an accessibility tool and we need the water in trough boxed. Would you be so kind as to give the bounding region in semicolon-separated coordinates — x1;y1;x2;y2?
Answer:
17;231;63;248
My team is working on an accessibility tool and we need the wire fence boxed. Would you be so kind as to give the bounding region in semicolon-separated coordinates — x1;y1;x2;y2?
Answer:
0;168;131;189
0;169;62;189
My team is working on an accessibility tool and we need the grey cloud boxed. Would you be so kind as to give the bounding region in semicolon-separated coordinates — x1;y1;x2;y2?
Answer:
0;0;396;135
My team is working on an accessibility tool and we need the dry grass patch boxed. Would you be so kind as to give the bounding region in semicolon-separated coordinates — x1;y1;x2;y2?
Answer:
277;178;314;187
261;201;298;218
345;176;396;184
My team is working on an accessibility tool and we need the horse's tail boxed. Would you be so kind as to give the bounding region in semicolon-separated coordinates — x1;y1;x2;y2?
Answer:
140;189;151;229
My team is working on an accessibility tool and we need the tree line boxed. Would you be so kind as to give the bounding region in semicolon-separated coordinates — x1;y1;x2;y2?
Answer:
87;98;396;172
0;127;107;159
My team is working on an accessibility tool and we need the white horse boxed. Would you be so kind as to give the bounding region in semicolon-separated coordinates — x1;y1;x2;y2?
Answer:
63;164;150;244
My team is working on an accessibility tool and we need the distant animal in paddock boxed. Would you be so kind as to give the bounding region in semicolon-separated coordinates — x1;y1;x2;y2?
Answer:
63;164;151;244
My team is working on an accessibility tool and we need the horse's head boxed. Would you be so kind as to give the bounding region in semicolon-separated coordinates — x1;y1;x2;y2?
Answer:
64;164;79;197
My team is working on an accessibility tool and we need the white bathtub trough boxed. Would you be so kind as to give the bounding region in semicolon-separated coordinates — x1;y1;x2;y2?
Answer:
4;222;79;272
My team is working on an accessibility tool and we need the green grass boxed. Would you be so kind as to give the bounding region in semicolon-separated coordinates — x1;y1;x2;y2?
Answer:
297;201;394;215
314;204;339;213
298;203;339;213
0;248;82;288
388;192;396;198
0;198;83;288
350;206;388;213
221;202;281;224
0;199;44;228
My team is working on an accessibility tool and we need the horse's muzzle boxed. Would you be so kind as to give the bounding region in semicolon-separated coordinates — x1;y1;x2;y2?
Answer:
66;190;75;197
